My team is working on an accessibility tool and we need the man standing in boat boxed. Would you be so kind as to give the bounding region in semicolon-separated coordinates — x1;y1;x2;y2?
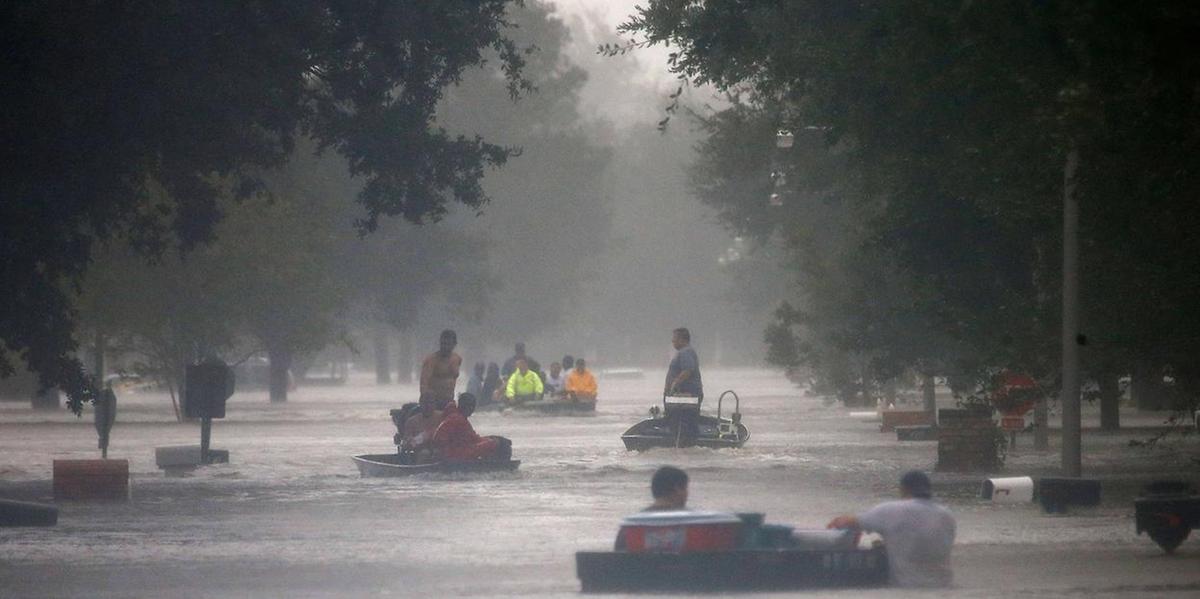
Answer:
501;342;530;379
420;329;462;408
665;328;703;400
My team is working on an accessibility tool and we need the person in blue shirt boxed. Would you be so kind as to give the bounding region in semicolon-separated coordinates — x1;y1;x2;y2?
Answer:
665;328;703;399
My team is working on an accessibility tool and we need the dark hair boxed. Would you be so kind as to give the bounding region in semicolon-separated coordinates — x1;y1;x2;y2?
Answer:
900;470;932;499
474;362;485;373
673;328;691;343
458;392;477;412
515;342;525;353
651;466;689;499
575;358;586;368
440;329;456;342
562;355;575;369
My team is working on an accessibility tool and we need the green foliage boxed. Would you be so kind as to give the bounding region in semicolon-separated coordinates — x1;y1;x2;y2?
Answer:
626;1;1200;404
1;1;529;413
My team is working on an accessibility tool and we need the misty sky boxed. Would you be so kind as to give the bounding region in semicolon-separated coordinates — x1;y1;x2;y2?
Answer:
546;0;700;125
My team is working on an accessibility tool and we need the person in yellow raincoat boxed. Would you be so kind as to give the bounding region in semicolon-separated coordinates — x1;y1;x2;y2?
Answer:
505;358;544;404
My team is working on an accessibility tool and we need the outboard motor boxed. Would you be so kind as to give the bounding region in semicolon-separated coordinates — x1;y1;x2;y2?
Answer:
390;403;420;448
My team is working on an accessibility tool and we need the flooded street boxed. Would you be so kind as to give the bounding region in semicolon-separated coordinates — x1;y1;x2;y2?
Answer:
3;368;1199;598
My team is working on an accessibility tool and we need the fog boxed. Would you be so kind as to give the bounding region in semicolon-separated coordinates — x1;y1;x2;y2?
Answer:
5;2;1200;597
369;1;772;374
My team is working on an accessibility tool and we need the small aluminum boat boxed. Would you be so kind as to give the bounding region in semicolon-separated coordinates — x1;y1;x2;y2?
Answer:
508;396;596;414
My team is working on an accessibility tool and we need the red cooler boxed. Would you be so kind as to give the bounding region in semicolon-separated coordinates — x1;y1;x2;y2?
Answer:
618;511;743;553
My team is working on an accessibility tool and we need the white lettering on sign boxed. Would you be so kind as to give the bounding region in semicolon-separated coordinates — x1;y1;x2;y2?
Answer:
644;527;686;552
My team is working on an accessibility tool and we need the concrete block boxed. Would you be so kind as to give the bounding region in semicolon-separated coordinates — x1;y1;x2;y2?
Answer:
880;411;934;432
896;425;938;441
0;499;58;526
1038;477;1101;513
155;446;229;471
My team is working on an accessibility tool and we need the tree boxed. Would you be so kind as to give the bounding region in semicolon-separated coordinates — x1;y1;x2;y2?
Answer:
435;0;615;346
622;1;1200;418
1;0;529;413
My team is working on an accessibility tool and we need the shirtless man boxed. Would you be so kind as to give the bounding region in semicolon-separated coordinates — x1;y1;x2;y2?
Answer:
420;330;462;408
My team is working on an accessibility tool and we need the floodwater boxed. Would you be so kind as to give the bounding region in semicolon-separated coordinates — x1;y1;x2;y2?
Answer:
2;368;1199;598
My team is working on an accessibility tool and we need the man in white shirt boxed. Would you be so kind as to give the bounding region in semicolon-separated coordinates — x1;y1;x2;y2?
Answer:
544;362;566;397
827;470;956;588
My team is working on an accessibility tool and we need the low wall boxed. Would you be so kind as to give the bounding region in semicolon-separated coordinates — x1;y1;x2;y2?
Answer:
880;410;934;432
53;459;129;501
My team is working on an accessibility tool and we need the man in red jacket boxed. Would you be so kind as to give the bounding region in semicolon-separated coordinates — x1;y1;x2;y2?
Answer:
432;393;510;461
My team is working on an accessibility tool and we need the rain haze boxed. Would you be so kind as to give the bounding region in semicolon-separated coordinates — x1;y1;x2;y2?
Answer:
2;2;1200;598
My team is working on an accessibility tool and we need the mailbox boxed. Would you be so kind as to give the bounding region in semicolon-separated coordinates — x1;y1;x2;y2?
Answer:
184;360;235;419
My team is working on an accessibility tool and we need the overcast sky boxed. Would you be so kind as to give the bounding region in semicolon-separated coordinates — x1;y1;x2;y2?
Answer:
544;0;695;125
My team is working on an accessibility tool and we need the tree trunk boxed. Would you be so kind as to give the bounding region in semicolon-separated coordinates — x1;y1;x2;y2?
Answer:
268;347;292;403
93;330;107;385
1098;371;1121;431
396;331;414;384
30;387;59;410
374;332;391;384
1132;362;1165;410
1034;396;1049;450
922;373;937;414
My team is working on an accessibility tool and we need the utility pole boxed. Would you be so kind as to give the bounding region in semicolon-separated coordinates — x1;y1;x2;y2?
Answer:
1061;146;1082;477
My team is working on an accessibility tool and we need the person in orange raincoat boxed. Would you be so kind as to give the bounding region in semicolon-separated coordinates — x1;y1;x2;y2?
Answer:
564;358;598;403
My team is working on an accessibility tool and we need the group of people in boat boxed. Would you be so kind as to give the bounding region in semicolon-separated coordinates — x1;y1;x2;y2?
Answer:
621;466;957;589
398;329;602;463
456;342;600;409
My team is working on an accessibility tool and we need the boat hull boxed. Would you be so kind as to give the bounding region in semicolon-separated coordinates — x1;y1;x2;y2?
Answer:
508;398;596;414
352;454;520;477
575;547;888;592
621;416;749;451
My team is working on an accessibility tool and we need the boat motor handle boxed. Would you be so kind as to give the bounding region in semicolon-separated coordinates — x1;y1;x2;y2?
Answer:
716;390;740;421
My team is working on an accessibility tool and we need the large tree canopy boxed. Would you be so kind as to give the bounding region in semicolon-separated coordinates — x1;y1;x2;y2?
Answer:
625;1;1200;409
1;1;528;412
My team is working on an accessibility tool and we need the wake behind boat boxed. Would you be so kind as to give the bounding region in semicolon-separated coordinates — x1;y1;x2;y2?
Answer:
352;453;520;477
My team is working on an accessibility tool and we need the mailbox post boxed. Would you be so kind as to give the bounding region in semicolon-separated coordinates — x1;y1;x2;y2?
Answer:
94;387;117;459
184;359;235;464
